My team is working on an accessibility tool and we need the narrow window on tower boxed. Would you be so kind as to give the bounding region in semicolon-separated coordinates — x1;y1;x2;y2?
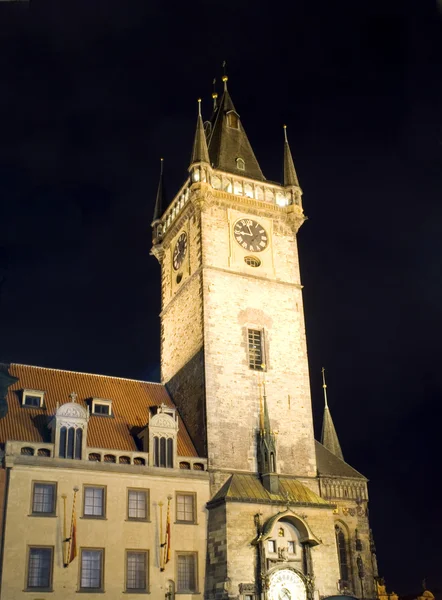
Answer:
227;112;239;129
248;329;265;371
335;524;350;589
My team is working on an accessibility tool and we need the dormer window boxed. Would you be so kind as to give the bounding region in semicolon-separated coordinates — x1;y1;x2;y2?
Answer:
148;403;178;469
227;111;239;129
236;157;245;171
22;390;44;408
91;398;112;416
49;392;88;460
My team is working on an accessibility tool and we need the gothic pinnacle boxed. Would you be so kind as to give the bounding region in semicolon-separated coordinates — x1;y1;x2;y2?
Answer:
190;98;210;166
152;157;165;224
320;368;344;461
283;125;300;187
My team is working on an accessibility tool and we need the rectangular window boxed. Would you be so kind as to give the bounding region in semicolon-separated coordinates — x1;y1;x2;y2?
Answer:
126;551;148;592
83;486;106;518
127;489;148;521
22;390;44;407
80;549;104;590
248;329;264;370
176;493;196;523
93;403;110;415
287;541;296;554
267;540;276;553
27;547;53;590
32;482;56;515
176;552;197;593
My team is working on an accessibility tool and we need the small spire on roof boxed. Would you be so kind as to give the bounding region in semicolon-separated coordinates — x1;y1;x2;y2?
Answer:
69;391;77;403
212;78;218;112
322;367;329;408
222;60;228;91
152;158;165;223
190;98;210;166
283;124;300;187
320;368;344;461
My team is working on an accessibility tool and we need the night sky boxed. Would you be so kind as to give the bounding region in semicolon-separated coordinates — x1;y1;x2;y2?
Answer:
1;0;441;594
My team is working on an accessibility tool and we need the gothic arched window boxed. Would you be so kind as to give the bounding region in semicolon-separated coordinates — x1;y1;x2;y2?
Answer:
335;524;350;584
236;157;245;171
75;429;83;459
153;436;174;468
59;427;67;458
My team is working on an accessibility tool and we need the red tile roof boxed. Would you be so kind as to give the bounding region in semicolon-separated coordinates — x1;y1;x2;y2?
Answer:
1;364;198;457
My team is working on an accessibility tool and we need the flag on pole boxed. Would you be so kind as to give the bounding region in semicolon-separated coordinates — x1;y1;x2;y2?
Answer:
164;496;171;565
67;490;78;565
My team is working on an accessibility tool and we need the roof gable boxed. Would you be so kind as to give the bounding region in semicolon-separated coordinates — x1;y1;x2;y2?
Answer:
315;441;366;480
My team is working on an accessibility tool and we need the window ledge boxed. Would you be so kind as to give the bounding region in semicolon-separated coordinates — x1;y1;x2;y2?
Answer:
125;519;151;523
25;588;53;593
77;590;105;594
29;513;57;518
175;521;198;525
80;516;107;520
123;590;150;594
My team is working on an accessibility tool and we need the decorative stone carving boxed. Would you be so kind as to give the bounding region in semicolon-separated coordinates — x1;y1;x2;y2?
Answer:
56;403;87;420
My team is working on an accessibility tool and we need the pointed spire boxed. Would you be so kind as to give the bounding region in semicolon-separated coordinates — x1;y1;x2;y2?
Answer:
207;76;265;181
283;125;300;187
257;372;278;493
152;158;165;223
321;368;344;460
190;98;210;166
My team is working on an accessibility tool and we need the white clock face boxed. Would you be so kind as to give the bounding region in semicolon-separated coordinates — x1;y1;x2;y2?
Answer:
268;569;307;600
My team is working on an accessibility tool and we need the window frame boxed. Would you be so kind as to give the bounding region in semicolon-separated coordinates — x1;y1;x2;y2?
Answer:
22;389;45;408
79;547;104;592
175;492;196;525
91;398;113;416
30;481;57;517
25;545;54;592
127;488;149;522
83;485;107;519
125;549;149;593
176;551;198;594
247;328;266;371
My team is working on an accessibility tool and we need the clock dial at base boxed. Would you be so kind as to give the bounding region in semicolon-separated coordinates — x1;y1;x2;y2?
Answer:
267;569;307;600
173;232;188;271
234;218;268;253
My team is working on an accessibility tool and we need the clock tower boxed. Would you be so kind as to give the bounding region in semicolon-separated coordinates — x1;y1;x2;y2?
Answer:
152;80;316;488
151;77;377;600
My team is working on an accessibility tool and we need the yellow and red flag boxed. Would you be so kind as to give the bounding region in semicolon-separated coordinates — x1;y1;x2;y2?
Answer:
67;491;77;564
164;496;171;565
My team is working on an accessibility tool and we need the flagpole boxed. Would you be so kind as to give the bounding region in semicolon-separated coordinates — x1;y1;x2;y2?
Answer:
163;494;172;568
66;486;78;568
159;501;164;571
62;494;67;567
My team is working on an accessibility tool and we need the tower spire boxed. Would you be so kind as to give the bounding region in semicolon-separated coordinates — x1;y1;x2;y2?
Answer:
190;98;210;166
283;125;300;187
152;158;165;224
257;370;279;493
321;368;344;460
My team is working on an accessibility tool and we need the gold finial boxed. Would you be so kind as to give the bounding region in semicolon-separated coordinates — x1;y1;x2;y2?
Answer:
321;367;329;408
283;124;288;143
222;60;228;90
212;77;218;111
197;98;202;116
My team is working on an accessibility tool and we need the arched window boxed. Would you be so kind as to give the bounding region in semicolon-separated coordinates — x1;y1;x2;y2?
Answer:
160;438;166;467
75;429;83;459
59;427;67;458
59;426;83;460
153;436;174;468
67;427;75;459
335;524;350;583
167;438;174;468
154;437;160;467
236;157;245;171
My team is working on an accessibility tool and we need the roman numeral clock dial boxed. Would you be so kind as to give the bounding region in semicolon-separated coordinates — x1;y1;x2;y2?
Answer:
234;219;268;252
173;232;188;271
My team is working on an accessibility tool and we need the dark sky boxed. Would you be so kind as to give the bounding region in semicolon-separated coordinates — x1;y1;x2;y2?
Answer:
0;0;441;594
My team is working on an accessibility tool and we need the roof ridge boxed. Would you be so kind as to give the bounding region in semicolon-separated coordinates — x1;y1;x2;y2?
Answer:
11;364;163;386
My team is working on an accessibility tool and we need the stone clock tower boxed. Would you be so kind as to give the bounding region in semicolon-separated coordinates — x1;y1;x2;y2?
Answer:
151;78;377;600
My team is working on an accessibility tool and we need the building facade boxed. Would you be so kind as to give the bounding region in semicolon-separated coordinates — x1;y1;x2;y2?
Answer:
0;77;379;599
